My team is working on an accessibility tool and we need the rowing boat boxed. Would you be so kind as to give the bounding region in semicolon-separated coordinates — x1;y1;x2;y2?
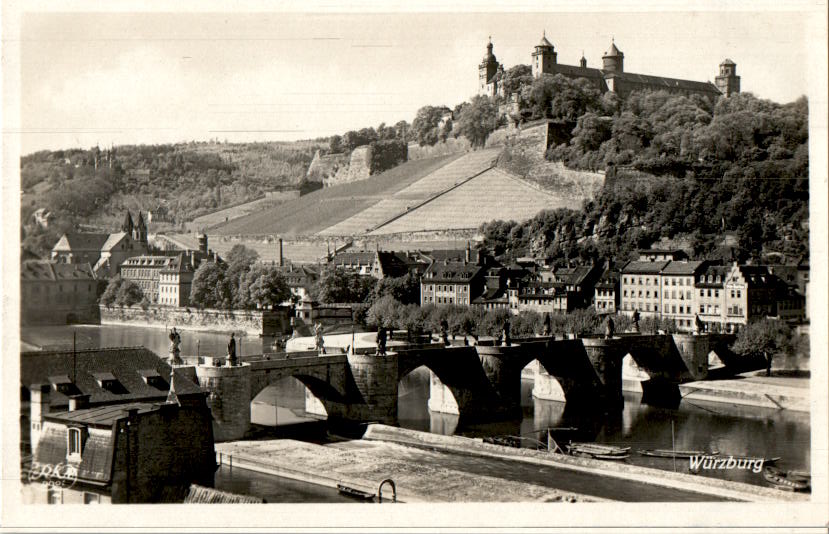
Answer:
337;484;376;501
567;442;630;460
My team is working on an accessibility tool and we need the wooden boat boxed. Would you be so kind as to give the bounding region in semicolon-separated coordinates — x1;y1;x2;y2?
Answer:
639;448;719;459
762;466;810;492
567;442;630;460
336;484;376;501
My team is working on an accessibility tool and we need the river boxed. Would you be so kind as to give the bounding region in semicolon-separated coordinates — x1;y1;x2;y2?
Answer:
21;324;811;493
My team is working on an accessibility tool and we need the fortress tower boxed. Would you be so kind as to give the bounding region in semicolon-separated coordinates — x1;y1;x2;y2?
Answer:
602;39;624;73
532;31;557;77
133;211;147;244
715;59;740;97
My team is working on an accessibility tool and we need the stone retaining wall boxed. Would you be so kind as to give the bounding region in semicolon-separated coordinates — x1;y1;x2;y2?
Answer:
100;304;291;336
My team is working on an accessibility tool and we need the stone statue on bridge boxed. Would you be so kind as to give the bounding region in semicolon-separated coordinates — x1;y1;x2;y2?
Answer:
376;325;387;356
694;314;704;335
542;313;552;337
440;319;449;346
227;332;238;366
314;323;326;355
632;310;641;333
502;319;511;347
168;327;182;366
604;315;615;339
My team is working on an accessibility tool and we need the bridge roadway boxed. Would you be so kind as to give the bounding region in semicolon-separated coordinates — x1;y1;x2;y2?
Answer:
188;333;758;441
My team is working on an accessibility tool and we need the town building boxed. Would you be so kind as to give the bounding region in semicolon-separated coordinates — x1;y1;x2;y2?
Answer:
594;270;619;314
121;250;214;305
51;210;149;277
660;260;708;331
479;34;737;101
620;260;670;317
722;264;780;332
24;399;215;504
20;261;99;325
158;254;197;307
694;265;727;332
327;251;376;276
421;260;484;307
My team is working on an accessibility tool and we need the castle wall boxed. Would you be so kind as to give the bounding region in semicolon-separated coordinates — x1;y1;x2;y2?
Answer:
326;146;372;187
306;151;349;184
407;138;471;161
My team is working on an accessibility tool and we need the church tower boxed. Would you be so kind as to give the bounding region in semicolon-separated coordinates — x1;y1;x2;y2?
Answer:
602;39;624;73
715;59;740;97
478;37;500;96
133;211;147;244
122;210;134;235
532;31;557;78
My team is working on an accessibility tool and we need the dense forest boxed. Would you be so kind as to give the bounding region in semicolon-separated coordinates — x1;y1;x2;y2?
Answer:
20;140;324;256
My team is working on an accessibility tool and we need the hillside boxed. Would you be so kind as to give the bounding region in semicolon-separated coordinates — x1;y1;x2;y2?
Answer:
209;153;461;236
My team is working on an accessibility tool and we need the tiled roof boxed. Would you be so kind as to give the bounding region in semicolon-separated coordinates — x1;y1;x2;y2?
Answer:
622;260;670;274
45;401;158;428
721;58;736;66
537;35;553;48
697;265;728;287
21;347;203;407
661;260;706;275
100;232;128;251
423;261;482;283
604;42;623;57
53;233;110;252
608;71;720;94
330;252;375;265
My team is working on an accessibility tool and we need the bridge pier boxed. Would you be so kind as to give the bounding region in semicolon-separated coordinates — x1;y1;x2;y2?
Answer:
581;338;625;408
344;352;399;424
196;363;252;442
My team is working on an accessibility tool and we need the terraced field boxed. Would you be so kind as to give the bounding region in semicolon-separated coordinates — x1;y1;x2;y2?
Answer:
369;168;569;235
209;154;461;237
319;149;499;236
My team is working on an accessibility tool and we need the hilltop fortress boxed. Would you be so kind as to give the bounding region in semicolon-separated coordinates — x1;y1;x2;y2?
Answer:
479;33;740;101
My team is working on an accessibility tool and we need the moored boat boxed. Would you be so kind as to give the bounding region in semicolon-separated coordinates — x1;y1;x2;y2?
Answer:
337;484;376;501
762;466;811;492
639;448;719;459
567;442;630;460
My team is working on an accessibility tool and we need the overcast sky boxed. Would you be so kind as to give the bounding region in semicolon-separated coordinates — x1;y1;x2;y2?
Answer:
13;8;820;154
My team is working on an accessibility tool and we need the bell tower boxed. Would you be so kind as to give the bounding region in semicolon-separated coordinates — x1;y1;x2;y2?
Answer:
715;59;740;97
602;39;624;73
478;37;500;95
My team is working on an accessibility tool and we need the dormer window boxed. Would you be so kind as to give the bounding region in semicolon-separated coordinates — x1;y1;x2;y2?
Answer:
49;375;81;396
92;372;127;394
138;369;168;390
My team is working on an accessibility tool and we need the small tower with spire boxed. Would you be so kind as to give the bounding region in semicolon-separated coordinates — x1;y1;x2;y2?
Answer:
122;210;134;235
580;51;587;69
602;38;624;73
532;31;557;78
133;211;147;244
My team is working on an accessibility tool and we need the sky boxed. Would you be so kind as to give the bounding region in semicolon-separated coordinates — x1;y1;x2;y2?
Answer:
10;7;822;154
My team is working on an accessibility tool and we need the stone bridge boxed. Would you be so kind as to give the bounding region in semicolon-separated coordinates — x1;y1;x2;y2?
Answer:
185;333;749;441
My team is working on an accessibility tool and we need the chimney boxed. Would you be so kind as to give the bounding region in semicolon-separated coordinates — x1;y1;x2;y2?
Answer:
68;394;90;412
465;242;471;263
190;252;197;269
30;384;51;453
198;233;208;255
278;238;284;267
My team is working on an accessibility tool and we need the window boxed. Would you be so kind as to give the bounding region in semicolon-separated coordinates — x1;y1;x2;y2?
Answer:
700;290;704;297
654;291;658;298
68;427;82;458
686;291;692;300
715;290;719;298
700;305;705;313
737;290;741;298
672;305;676;313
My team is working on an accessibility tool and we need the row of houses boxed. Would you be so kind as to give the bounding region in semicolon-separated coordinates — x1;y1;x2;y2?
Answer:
417;248;807;333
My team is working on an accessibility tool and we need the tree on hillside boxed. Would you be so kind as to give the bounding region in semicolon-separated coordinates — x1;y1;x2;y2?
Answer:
731;319;793;376
501;64;533;97
411;105;450;146
456;95;499;148
328;135;344;154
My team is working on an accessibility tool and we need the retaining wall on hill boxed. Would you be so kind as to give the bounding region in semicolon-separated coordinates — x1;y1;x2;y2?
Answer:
100;305;291;336
407;138;471;160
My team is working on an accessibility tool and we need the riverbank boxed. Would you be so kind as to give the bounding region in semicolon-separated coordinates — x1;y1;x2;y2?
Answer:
215;426;807;503
679;372;810;412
